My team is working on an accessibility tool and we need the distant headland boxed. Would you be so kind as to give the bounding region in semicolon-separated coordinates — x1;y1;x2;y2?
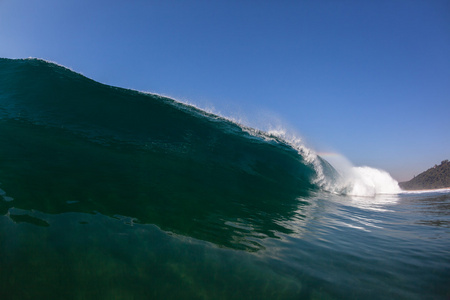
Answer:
399;160;450;190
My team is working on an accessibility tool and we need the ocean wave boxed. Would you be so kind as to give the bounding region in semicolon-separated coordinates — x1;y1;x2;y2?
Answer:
0;57;400;207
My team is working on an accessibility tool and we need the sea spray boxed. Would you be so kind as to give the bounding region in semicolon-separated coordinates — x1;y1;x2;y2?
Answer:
322;154;401;196
234;123;401;197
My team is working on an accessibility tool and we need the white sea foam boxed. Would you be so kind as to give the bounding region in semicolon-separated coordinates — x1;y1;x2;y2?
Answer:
323;154;401;197
399;188;450;195
242;124;400;198
343;166;402;196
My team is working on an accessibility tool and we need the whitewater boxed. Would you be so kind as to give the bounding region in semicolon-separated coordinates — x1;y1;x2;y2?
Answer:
141;83;403;198
171;102;403;198
0;58;449;299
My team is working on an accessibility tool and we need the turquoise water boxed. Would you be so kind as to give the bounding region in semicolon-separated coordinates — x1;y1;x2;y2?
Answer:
0;58;449;299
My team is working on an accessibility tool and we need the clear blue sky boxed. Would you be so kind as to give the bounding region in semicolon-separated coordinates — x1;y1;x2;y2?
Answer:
1;0;449;181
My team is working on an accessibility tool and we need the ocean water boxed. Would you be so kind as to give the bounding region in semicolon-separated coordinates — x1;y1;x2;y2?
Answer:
0;58;449;299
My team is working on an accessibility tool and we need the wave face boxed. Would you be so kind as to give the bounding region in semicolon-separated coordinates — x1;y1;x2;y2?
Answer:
0;58;327;250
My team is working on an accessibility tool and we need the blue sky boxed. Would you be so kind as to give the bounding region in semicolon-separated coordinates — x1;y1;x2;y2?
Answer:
1;0;449;181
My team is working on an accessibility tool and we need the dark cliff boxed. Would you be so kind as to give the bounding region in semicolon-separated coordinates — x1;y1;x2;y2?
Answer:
399;160;450;190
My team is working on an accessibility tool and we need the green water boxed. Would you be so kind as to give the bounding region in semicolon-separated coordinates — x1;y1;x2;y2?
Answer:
0;58;449;299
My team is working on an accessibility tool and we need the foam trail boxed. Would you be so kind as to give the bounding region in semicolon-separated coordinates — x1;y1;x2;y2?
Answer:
399;188;450;195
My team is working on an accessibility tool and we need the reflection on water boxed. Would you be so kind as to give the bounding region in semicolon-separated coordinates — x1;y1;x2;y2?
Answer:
406;193;450;230
0;210;306;299
2;184;450;299
334;193;399;212
0;119;317;252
